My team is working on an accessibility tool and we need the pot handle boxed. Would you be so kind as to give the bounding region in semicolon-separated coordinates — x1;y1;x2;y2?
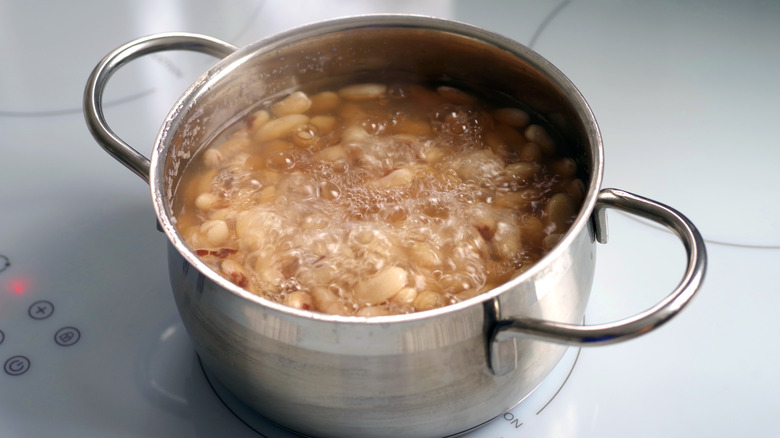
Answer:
84;33;238;184
490;188;706;370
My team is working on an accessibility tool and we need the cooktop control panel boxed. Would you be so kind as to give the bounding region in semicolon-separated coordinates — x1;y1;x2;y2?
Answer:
2;296;82;377
0;251;74;375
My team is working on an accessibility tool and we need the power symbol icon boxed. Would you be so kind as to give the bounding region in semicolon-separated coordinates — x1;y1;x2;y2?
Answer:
4;356;30;376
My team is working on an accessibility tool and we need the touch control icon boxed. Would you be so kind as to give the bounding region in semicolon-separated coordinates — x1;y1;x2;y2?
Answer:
28;300;54;320
54;327;81;347
4;355;30;376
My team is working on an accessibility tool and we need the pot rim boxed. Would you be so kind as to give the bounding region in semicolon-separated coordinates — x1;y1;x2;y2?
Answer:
149;14;604;325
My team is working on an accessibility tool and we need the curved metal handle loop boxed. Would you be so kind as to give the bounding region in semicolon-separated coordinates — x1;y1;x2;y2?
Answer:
84;33;238;184
492;188;707;348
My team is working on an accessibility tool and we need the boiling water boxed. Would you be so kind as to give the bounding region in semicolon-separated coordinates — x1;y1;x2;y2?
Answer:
173;82;583;316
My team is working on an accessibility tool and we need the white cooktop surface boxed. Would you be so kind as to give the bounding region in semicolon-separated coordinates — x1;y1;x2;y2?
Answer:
1;1;778;437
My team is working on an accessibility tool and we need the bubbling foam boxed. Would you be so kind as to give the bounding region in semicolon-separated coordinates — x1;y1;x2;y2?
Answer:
174;82;585;316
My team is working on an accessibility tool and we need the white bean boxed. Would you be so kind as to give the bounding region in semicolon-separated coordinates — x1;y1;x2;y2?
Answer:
545;192;578;232
504;162;539;183
517;142;542;162
202;148;224;168
235;208;284;250
492;221;522;259
419;146;444;163
253;114;309;142
407;242;441;269
297;264;338;286
309;91;340;113
338;83;387;101
391;287;418;305
271;91;312;116
283;291;313;310
524;124;556;154
200;219;229;246
493;108;530;128
195;192;218;210
413;290;442;311
355;266;408;305
449;150;504;183
311;286;349;315
249;250;283;284
313;145;346;162
342;125;370;143
310;115;337;133
369;168;414;189
248;110;270;132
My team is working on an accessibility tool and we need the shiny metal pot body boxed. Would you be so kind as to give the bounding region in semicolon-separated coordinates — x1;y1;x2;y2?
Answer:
85;15;706;438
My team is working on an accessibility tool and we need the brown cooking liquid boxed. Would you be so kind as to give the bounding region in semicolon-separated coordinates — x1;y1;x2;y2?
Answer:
174;82;584;316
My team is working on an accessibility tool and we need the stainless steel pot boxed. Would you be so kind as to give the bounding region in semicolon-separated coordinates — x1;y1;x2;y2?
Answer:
84;15;706;438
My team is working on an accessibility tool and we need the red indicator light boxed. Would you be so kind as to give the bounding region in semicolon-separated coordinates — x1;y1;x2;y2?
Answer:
1;257;31;296
8;278;29;295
